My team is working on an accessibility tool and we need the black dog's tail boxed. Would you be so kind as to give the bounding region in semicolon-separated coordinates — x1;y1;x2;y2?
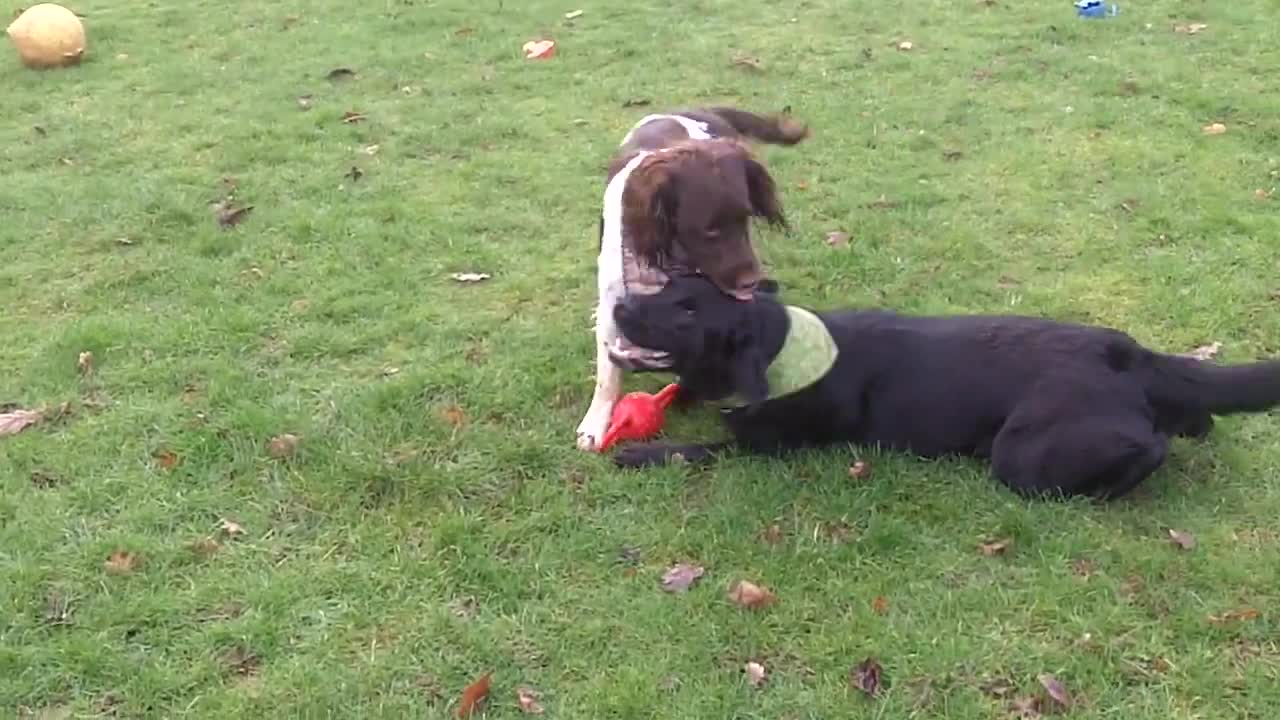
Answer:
703;107;810;146
1146;352;1280;416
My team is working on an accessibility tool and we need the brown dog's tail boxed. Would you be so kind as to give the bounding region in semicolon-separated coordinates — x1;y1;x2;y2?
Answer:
703;107;810;146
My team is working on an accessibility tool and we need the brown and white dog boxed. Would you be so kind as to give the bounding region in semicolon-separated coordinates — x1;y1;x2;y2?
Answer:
575;106;810;451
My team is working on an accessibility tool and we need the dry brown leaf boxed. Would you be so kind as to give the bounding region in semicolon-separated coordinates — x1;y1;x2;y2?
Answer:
759;523;784;544
450;272;491;283
0;408;43;436
660;563;705;593
1209;607;1261;624
516;687;544;714
297;95;313;111
850;657;883;697
825;230;850;248
219;518;246;538
1184;342;1222;362
326;67;356;81
731;53;763;71
222;646;261;676
871;595;889;615
268;433;301;459
1010;695;1043;719
191;537;222;557
978;538;1011;556
104;550;141;574
848;460;871;479
1072;558;1097;577
522;40;556;59
1037;673;1071;709
442;405;466;428
153;449;181;470
1174;22;1207;34
341;110;367;124
346;166;364;183
1202;122;1227;135
978;676;1016;698
728;580;777;610
77;351;94;375
745;661;767;688
1255;188;1273;200
31;470;62;488
44;591;72;625
1168;528;1196;550
215;203;254;229
456;672;492;718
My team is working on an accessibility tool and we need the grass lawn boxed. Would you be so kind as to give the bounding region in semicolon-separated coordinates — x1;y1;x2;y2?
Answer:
4;0;1280;716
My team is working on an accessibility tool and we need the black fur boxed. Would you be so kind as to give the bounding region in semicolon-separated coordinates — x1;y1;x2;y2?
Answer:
611;274;1280;500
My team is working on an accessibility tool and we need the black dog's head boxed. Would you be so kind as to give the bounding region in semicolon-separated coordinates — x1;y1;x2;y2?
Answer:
614;273;780;405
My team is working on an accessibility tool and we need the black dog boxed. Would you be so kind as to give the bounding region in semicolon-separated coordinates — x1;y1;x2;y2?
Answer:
611;274;1280;500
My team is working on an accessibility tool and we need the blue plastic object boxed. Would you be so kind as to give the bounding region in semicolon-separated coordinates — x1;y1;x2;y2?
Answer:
1075;0;1118;17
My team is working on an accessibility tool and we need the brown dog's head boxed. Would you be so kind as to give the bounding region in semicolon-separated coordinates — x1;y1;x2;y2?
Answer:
620;139;785;301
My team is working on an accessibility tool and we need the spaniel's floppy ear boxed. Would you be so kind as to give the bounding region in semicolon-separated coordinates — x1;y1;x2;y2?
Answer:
743;156;786;229
621;154;681;266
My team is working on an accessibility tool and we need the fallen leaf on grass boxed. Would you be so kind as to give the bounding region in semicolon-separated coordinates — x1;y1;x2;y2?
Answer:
871;595;889;615
565;9;583;19
346;166;364;182
1037;673;1071;709
978;538;1011;556
215;203;254;229
850;657;883;697
522;40;556;59
848;460;871;479
454;27;475;38
759;523;785;544
943;149;965;161
1256;188;1273;200
221;646;261;677
268;433;301;459
1072;558;1097;577
341;110;367;124
1168;528;1196;550
104;550;141;574
1209;608;1261;624
745;661;767;688
77;351;94;375
326;67;356;81
0;408;43;436
622;98;652;108
44;591;72;625
1173;22;1207;34
516;687;544;714
1183;342;1222;362
728;580;777;609
219;518;246;538
1202;122;1227;135
450;272;491;283
731;53;764;71
456;672;492;718
442;404;466;428
31;470;62;488
297;95;313;110
825;231;850;248
661;563;705;593
191;537;222;557
1010;695;1044;718
978;676;1017;698
897;40;914;51
153;449;181;470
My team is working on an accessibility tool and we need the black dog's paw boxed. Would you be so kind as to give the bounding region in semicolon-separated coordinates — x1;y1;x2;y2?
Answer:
613;442;677;468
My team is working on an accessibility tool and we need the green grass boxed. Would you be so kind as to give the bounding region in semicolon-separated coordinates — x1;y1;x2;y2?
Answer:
4;0;1280;716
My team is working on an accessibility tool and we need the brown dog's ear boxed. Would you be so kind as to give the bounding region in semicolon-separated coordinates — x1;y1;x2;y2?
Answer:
743;157;786;229
621;156;679;266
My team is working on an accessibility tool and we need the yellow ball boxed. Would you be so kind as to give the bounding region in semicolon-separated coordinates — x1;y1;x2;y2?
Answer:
7;3;87;69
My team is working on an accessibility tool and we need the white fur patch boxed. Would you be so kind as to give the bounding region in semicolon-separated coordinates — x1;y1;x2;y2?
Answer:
620;113;712;146
598;151;651;301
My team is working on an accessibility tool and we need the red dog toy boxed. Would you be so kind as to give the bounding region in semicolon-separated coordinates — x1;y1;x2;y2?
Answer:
597;383;681;452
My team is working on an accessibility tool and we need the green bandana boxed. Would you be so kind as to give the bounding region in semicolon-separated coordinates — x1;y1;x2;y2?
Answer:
721;306;840;408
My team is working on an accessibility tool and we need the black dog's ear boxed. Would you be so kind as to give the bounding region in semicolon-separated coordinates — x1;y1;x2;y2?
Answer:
728;340;770;408
743;157;786;229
